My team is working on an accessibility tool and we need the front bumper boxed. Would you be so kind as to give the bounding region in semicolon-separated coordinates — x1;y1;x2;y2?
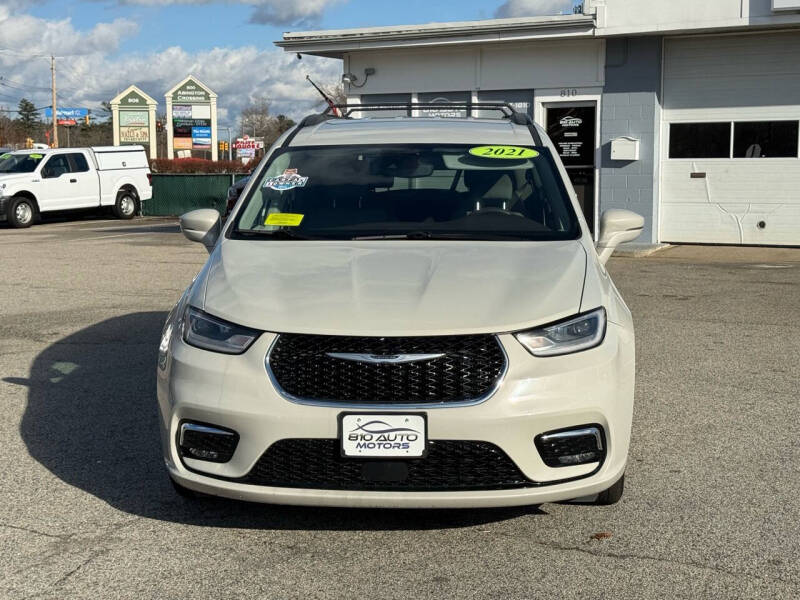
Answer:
157;323;634;508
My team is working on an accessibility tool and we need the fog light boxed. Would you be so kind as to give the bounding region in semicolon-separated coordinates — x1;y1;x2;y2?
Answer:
179;422;239;463
535;425;605;468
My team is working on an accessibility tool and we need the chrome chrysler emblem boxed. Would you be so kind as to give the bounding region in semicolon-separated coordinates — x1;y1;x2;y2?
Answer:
325;353;444;364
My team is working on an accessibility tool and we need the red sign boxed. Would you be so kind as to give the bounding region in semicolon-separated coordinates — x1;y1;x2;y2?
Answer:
234;137;264;150
57;119;77;126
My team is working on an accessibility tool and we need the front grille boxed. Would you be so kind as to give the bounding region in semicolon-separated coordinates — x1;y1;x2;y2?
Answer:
268;334;506;405
239;439;532;491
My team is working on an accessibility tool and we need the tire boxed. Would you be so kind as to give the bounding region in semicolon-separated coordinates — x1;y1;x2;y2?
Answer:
113;189;137;220
6;196;36;228
169;476;201;499
595;473;625;505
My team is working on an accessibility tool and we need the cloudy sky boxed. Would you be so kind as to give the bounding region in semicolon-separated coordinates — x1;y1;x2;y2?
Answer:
0;0;577;128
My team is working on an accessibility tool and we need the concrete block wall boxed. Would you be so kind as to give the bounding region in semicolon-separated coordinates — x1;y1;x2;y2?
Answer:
599;37;662;243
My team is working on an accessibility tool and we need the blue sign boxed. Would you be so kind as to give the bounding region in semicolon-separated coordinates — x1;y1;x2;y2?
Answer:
44;107;89;119
191;126;212;148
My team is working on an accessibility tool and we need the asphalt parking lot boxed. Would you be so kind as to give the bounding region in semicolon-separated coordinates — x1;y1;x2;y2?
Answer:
1;216;799;599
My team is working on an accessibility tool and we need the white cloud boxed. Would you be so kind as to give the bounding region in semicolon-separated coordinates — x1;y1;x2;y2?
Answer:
0;11;341;126
116;0;346;26
494;0;575;18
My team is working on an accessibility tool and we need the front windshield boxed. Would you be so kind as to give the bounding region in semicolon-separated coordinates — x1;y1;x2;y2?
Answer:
233;144;580;241
0;153;45;174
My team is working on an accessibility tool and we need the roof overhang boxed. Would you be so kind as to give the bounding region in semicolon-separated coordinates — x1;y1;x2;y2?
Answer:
275;15;596;58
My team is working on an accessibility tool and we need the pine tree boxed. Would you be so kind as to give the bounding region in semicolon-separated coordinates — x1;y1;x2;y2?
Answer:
17;98;39;136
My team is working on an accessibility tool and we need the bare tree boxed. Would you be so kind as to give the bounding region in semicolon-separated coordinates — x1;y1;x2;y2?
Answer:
321;83;347;105
239;98;296;146
239;96;273;139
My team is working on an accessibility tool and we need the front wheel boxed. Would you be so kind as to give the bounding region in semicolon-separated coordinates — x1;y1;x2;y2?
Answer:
6;196;36;228
595;473;625;505
113;190;137;220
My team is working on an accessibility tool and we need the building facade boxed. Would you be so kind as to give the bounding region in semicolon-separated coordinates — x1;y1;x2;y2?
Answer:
277;0;800;246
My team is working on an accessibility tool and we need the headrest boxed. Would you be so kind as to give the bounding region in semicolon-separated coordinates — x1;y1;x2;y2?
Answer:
464;170;514;201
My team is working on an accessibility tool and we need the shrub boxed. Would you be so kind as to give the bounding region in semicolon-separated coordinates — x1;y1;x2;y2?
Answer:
149;157;256;174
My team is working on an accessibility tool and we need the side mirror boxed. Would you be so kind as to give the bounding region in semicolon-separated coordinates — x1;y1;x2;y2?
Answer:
180;209;221;253
596;209;644;265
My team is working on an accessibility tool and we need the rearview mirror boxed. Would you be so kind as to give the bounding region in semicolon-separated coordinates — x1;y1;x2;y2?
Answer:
180;209;221;253
596;209;644;265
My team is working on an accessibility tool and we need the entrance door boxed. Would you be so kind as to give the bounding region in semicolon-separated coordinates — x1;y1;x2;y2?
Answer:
545;103;597;233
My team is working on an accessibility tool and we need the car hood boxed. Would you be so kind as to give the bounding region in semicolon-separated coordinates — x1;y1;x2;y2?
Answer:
201;239;587;336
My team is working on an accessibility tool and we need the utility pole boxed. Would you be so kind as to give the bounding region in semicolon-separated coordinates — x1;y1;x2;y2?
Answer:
50;55;58;148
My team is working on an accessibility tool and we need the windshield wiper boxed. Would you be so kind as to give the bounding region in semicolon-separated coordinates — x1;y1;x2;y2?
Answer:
234;228;314;240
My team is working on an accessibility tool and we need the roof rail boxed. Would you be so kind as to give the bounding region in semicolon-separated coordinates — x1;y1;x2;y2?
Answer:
283;101;542;147
324;102;528;121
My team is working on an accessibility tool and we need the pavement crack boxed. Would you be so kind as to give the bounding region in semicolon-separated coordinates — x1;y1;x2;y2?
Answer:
0;523;69;541
529;539;796;586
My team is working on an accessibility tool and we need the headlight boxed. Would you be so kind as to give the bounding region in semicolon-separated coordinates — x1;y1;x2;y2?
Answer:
515;308;606;357
182;306;261;354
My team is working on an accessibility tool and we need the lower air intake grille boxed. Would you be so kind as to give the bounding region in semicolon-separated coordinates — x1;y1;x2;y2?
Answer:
239;439;532;491
268;334;506;405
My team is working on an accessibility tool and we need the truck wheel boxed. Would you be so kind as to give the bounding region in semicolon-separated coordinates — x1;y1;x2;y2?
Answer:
113;190;137;220
7;196;36;228
595;473;625;505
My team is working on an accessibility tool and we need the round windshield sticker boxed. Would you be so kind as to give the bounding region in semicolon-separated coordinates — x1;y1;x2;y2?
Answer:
468;145;539;159
29;153;44;159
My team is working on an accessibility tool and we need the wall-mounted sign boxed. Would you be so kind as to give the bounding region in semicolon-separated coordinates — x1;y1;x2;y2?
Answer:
191;126;212;149
119;110;149;127
173;80;211;104
546;106;596;167
172;105;192;119
120;126;150;143
119;89;149;107
418;92;469;118
174;137;193;150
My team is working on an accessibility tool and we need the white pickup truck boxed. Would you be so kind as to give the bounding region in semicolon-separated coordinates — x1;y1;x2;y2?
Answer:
0;145;152;228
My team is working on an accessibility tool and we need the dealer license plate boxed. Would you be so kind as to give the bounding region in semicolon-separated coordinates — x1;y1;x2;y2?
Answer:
340;413;427;458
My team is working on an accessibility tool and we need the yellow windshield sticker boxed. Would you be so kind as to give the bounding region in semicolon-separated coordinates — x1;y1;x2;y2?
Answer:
265;213;304;227
468;145;539;159
29;153;44;159
0;153;11;159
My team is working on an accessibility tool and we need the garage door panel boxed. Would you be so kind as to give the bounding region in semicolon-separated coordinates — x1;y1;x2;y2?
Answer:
664;33;800;119
662;162;800;204
661;203;800;245
660;204;743;244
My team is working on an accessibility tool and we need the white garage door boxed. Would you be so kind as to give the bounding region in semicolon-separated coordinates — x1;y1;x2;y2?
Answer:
661;32;800;245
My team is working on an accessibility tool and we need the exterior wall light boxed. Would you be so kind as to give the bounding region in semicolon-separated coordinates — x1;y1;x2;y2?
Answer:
342;68;375;88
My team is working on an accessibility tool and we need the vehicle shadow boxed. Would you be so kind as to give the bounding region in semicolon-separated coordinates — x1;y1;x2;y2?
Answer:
14;312;542;530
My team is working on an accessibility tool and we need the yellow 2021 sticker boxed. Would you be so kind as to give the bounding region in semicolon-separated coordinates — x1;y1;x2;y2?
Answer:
29;153;44;159
265;213;304;227
468;145;539;159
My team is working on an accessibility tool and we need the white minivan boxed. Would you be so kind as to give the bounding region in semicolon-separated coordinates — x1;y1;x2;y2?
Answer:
159;104;643;508
0;145;152;228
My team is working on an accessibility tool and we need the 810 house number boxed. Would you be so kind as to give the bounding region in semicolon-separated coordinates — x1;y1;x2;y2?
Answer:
560;89;578;97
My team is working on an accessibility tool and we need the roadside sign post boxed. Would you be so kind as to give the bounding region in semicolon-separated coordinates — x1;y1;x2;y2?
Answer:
165;75;218;161
110;86;158;159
